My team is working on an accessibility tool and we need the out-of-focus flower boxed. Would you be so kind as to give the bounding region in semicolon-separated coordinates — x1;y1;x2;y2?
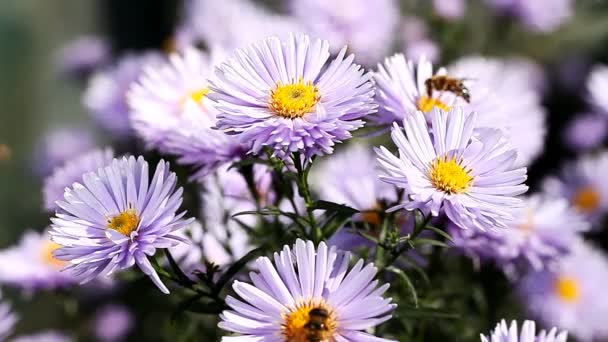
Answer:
50;156;193;294
486;0;572;33
210;34;376;160
400;17;441;63
374;55;546;166
181;0;301;51
55;35;110;79
586;65;608;115
481;319;568;342
450;194;590;272
129;46;246;180
12;331;72;342
288;0;399;65
433;0;466;20
519;241;608;341
543;151;608;224
43;148;114;211
564;113;607;152
218;239;396;341
94;304;133;342
404;40;440;64
0;230;75;290
0;291;17;341
33;127;97;176
84;53;164;138
376;108;528;230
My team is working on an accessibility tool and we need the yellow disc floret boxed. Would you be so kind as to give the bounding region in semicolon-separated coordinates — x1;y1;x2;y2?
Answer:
270;79;320;119
188;88;210;104
572;186;600;214
107;209;140;236
40;241;66;268
283;300;337;342
417;96;451;113
430;157;473;194
555;276;580;303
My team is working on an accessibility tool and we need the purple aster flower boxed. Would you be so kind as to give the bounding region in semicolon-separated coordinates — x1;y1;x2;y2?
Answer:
288;0;399;65
564;113;607;152
49;156;193;294
43;148;114;211
218;239;396;341
542;151;608;224
210;34;377;160
55;35;110;79
450;194;590;273
12;331;72;342
84;53;164;138
94;304;133;342
33;127;97;176
486;0;572;33
0;291;17;341
374;55;546;166
183;0;302;51
0;230;75;290
433;0;466;20
375;107;528;230
481;319;568;342
586;64;608;115
518;241;608;341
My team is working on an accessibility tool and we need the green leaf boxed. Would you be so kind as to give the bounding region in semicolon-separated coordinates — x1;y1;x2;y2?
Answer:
412;238;450;248
424;225;454;243
386;266;418;307
311;200;359;216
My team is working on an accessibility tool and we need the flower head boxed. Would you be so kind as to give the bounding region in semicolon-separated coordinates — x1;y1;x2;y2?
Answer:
218;239;396;341
587;64;608;115
55;35;109;79
288;0;399;65
485;0;572;32
43;148;114;211
518;241;608;341
0;291;17;341
49;156;193;294
376;108;528;230
12;331;72;342
210;34;376;160
481;319;568;342
33;127;97;176
94;304;133;342
564;113;607;152
450;194;590;272
0;230;75;290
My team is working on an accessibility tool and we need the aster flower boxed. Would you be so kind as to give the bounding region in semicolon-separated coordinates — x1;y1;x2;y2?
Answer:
219;239;396;341
586;64;608;115
564;113;607;151
84;53;164;138
33;127;97;176
375;107;528;231
486;0;572;33
481;319;568;342
0;291;17;341
49;156;193;294
43;148;114;211
519;241;608;341
94;304;133;342
12;331;72;342
210;34;376;160
543;151;608;224
288;0;399;65
374;54;546;166
55;35;109;79
433;0;466;20
0;230;75;290
450;194;590;272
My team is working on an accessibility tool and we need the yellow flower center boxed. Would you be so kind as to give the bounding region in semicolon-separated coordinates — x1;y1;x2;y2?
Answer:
518;209;535;232
417;96;451;113
270;79;320;119
283;300;337;342
107;209;140;236
555;276;580;303
572;186;600;213
430;157;473;194
40;241;66;268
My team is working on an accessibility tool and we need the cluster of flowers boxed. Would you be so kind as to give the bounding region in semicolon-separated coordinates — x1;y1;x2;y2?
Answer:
3;0;607;341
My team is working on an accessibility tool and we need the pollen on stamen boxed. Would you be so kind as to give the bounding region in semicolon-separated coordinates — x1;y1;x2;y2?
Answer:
107;208;140;236
417;96;451;113
555;276;580;303
572;186;600;213
430;156;473;194
270;79;320;119
40;241;66;268
282;300;337;342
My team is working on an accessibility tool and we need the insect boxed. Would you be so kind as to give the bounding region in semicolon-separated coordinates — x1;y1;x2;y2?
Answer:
424;75;471;103
304;307;332;342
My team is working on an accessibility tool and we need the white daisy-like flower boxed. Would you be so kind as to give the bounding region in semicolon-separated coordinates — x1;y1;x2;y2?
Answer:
481;319;568;342
375;107;528;230
219;239;396;341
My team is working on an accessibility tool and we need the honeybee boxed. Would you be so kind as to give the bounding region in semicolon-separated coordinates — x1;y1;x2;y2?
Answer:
304;307;332;342
424;75;471;103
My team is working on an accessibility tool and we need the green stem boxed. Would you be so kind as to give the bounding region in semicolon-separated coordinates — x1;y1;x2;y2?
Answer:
293;153;320;243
